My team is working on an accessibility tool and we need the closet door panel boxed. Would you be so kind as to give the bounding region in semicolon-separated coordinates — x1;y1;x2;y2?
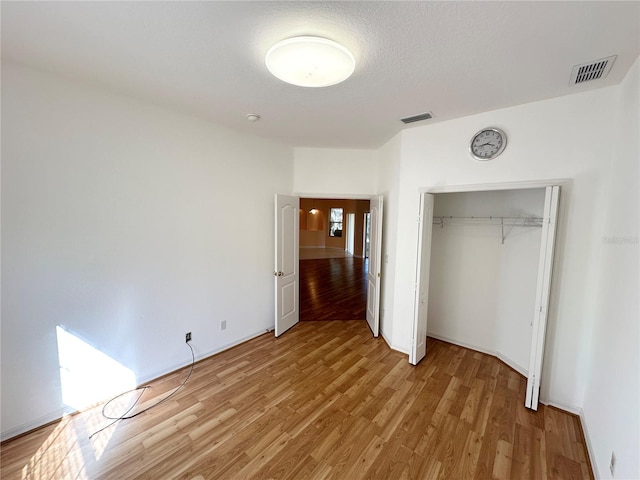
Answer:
410;193;434;365
526;186;560;410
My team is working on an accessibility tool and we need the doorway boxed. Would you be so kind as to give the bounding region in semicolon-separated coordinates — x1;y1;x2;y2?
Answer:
411;182;560;411
275;194;384;338
298;198;370;322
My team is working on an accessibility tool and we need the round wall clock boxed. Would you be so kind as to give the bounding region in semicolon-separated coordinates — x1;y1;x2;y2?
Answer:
469;127;507;161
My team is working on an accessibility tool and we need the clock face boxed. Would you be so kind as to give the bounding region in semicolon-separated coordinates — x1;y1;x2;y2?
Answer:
470;128;507;161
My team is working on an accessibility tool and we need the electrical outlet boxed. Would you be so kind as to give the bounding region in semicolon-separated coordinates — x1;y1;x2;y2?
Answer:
610;451;616;476
185;332;192;343
221;320;227;331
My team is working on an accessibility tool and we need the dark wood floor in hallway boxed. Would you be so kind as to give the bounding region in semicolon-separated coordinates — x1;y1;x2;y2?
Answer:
300;256;368;321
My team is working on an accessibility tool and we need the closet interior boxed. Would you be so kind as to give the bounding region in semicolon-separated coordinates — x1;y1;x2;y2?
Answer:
426;188;547;378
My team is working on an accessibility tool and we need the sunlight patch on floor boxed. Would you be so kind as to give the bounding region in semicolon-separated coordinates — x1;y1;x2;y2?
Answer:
20;416;89;480
56;325;137;462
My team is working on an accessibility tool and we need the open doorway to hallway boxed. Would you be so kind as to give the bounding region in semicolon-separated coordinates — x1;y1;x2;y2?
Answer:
299;198;370;321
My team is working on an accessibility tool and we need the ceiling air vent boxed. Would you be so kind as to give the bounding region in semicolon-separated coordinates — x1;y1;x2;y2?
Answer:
570;55;617;85
401;112;433;124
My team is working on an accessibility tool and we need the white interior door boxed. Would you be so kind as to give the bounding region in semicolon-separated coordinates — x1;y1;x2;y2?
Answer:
525;186;560;410
410;193;434;365
346;213;355;255
366;195;383;337
363;213;371;258
274;194;299;337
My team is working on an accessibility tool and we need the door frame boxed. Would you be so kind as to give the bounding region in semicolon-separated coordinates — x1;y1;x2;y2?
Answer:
286;193;380;335
413;179;568;408
363;212;371;259
345;213;356;255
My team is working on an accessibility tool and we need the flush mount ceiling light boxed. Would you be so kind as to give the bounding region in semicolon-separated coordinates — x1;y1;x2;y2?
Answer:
265;36;355;87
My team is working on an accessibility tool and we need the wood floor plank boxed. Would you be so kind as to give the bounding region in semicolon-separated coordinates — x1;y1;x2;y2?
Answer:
493;439;514;480
299;257;367;321
1;322;594;480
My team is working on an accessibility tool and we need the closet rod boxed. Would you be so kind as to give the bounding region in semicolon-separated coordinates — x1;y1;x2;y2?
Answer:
432;216;543;244
432;216;543;221
432;222;542;227
433;216;542;225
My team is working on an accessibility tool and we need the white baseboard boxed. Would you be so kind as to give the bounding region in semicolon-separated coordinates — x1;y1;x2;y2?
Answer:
1;328;271;442
136;328;270;385
541;398;581;415
427;332;495;356
577;408;599;480
495;352;528;378
380;328;393;350
540;400;597;479
426;333;528;377
1;407;75;442
380;329;410;355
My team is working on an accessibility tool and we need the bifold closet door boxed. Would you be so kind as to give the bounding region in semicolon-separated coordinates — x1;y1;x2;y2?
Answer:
410;193;434;365
525;186;560;410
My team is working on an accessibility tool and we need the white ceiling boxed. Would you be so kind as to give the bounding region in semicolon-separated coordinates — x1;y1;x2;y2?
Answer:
2;1;639;149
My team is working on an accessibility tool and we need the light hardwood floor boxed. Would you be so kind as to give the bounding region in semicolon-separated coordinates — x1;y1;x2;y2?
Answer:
1;321;593;479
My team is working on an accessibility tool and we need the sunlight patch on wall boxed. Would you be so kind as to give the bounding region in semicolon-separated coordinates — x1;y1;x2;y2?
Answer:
56;325;136;412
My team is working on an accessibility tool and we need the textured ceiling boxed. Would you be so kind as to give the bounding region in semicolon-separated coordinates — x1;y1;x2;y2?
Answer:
2;1;639;149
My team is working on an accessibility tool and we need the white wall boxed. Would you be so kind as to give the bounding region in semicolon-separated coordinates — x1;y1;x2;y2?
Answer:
293;147;377;197
580;58;639;479
375;135;403;351
3;55;637;476
428;189;544;374
383;84;621;415
1;62;293;439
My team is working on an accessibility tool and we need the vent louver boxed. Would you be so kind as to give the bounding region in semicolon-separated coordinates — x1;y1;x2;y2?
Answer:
570;55;616;85
401;112;433;124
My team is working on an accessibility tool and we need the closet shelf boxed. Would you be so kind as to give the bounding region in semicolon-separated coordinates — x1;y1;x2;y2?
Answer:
432;216;543;227
432;216;544;244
